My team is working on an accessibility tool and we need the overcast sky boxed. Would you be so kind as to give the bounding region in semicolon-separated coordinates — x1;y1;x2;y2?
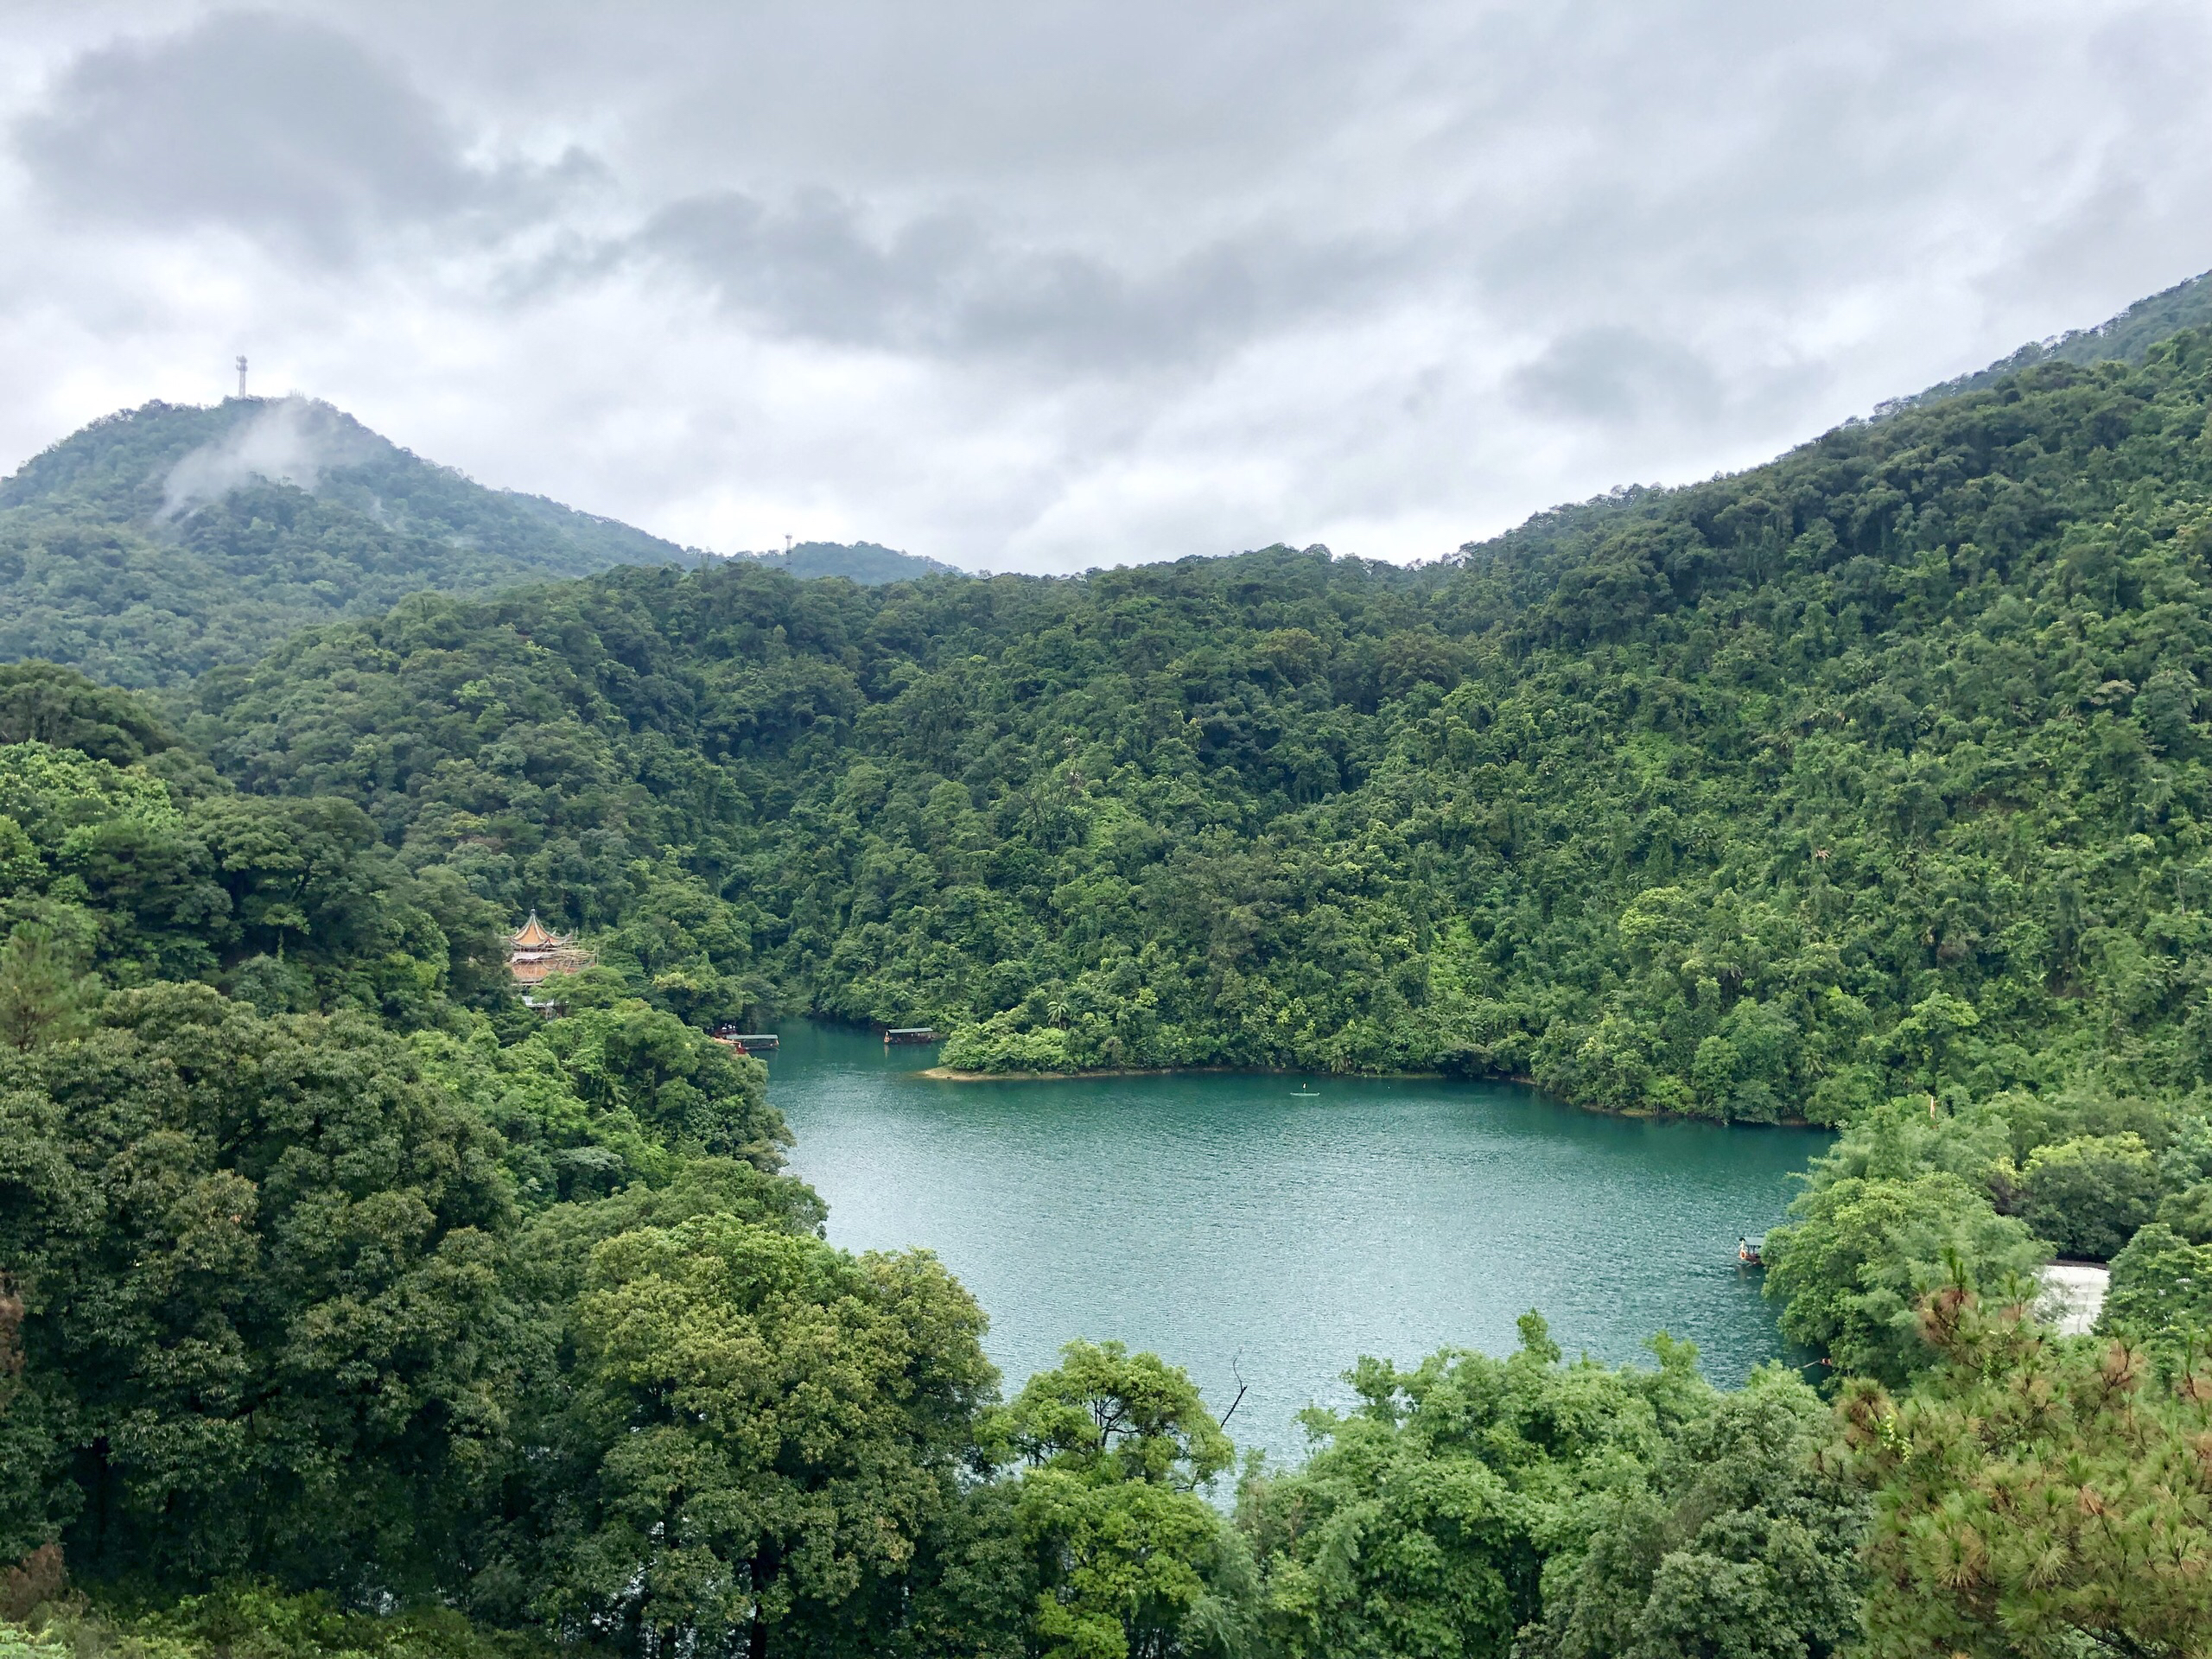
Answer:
6;2;2211;571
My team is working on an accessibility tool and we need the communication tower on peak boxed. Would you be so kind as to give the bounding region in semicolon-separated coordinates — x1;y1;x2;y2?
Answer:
236;355;248;397
785;533;792;555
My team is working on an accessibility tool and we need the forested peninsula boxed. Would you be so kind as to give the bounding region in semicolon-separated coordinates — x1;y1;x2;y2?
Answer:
10;302;2212;1656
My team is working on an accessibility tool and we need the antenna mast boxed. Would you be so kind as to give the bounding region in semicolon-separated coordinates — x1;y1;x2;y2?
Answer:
236;355;248;398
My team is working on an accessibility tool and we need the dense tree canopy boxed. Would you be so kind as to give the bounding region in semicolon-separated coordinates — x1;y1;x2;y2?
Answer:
15;306;2212;1657
0;984;521;1592
1239;1314;1682;1659
546;1216;995;1657
1001;1341;1247;1659
1526;1365;1864;1659
170;332;2212;1129
1842;1290;2212;1656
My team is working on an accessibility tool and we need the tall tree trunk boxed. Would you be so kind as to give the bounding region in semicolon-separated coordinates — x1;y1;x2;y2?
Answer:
748;1549;777;1659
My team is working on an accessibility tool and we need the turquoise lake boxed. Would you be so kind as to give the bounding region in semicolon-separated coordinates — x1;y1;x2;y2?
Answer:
765;1020;1827;1468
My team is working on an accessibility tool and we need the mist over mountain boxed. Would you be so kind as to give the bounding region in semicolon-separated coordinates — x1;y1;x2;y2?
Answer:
0;395;703;684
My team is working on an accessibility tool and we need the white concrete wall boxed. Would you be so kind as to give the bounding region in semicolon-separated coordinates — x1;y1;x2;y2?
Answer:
2037;1262;2109;1337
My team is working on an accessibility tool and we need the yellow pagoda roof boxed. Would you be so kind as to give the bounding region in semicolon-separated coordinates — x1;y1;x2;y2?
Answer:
513;912;558;948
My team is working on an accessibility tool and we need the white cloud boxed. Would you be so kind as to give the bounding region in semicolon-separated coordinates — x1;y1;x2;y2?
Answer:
160;395;379;515
3;0;2210;572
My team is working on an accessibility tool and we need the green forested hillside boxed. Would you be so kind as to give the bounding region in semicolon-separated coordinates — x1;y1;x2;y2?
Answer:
1880;265;2212;414
0;669;1888;1657
0;397;693;684
10;660;2212;1658
17;321;2212;1654
180;334;2212;1124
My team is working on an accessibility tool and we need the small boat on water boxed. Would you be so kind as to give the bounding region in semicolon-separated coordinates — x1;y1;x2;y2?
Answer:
1738;1235;1765;1267
1290;1085;1321;1097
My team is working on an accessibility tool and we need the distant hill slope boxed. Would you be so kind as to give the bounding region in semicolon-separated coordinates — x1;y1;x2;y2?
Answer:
0;397;697;685
1880;268;2212;415
729;540;965;584
1449;269;2212;580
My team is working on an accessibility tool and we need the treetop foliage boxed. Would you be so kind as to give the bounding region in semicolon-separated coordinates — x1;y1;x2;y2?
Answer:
1878;264;2212;416
1842;1289;2212;1656
0;664;178;766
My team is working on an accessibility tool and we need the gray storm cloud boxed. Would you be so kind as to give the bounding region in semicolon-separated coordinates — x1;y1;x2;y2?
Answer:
630;189;1390;369
4;1;2212;570
162;397;378;517
1512;328;1726;425
14;10;591;262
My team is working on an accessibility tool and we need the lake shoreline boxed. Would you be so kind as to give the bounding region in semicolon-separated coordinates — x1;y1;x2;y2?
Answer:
918;1063;1449;1084
912;1062;1815;1128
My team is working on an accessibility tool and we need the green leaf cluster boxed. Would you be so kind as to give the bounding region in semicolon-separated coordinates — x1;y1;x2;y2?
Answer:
1842;1292;2212;1655
1238;1319;1865;1659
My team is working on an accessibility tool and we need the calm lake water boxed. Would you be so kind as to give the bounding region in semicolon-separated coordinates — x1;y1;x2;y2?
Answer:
766;1020;1827;1467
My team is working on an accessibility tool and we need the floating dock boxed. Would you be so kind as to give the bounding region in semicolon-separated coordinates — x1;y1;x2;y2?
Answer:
712;1029;779;1052
885;1027;942;1045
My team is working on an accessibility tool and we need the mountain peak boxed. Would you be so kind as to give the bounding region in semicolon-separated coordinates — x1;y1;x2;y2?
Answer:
0;397;696;684
0;396;960;683
730;540;965;585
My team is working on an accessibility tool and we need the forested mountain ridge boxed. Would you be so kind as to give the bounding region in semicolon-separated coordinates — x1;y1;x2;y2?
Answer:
181;331;2212;1122
0;396;696;685
734;539;968;583
1878;265;2212;415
